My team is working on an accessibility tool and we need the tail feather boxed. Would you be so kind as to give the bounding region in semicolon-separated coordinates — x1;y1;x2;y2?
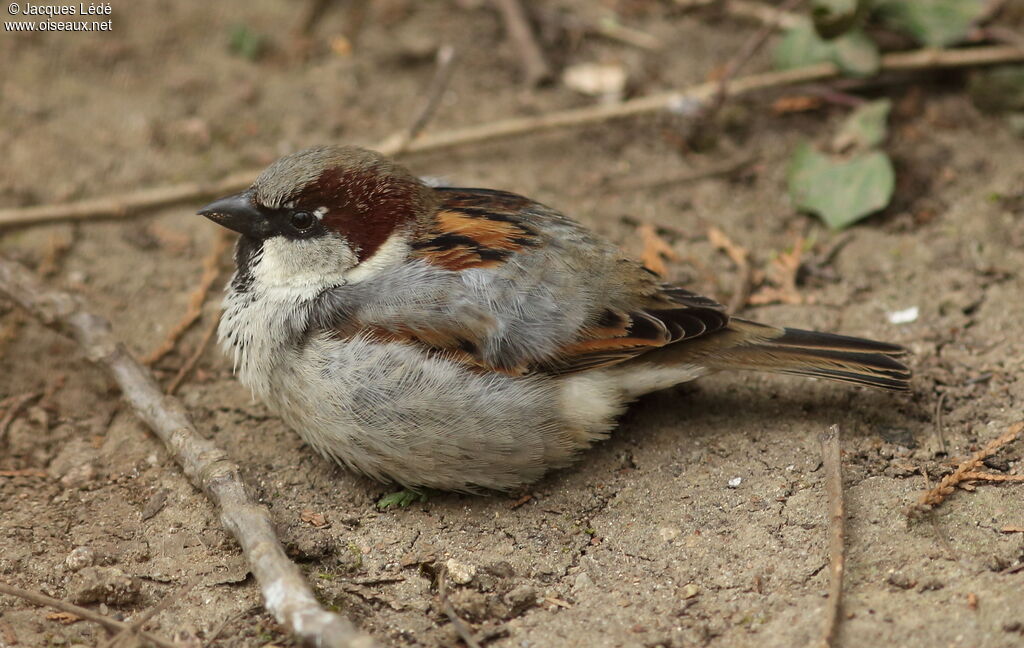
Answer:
666;319;912;391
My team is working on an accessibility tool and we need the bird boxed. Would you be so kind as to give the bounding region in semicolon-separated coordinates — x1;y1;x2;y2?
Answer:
198;145;910;492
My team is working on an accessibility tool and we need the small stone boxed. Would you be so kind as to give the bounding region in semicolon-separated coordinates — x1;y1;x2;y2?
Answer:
504;584;538;617
60;462;96;489
658;527;681;542
681;583;700;599
68;566;140;606
65;547;96;572
727;477;743;489
445;558;477;585
572;571;594;593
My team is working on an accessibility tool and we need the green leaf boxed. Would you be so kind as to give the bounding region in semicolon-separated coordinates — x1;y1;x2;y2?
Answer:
775;21;879;78
228;23;266;61
875;0;986;47
812;0;868;39
833;99;892;151
832;30;880;77
787;142;895;230
775;20;834;69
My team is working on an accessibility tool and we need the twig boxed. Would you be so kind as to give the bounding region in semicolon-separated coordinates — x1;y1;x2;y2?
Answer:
934;391;948;455
717;0;803;30
493;0;552;86
710;0;806;114
143;229;230;367
166;312;220;395
341;0;371;49
546;10;662;50
0;582;177;648
912;422;1023;514
960;472;1024;483
707;224;754;313
2;45;1023;230
99;578;199;648
0;391;41;443
599;156;758;194
293;0;334;37
819;425;845;648
437;566;481;648
379;44;458;155
0;255;379;648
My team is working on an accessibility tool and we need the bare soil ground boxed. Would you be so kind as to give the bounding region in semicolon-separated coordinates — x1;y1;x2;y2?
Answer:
2;2;1023;647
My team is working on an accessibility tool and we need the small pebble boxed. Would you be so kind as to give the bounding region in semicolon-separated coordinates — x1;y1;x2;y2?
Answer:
727;477;743;488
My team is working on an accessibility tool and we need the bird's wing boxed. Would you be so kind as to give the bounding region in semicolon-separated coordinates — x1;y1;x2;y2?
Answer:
392;187;731;375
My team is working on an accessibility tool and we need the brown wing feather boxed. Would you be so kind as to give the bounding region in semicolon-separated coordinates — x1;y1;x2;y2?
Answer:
538;293;730;375
411;189;540;271
398;187;732;375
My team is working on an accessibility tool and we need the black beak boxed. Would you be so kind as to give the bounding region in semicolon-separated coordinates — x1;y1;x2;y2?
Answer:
198;191;268;238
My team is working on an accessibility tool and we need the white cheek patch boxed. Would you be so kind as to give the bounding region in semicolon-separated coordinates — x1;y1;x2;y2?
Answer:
343;231;411;284
314;206;328;220
253;233;358;300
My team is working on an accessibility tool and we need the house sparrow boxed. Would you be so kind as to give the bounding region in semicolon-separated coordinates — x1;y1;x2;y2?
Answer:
199;145;910;492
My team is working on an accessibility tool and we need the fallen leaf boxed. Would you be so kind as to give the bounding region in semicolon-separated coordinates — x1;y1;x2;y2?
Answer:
748;234;807;306
638;224;678;277
787;141;895;230
300;509;328;528
833;99;891;152
875;0;985;48
772;95;825;114
46;612;81;625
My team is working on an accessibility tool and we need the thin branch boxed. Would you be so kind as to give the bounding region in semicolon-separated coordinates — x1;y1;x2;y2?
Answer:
437;566;481;648
819;425;845;648
0;582;177;648
166;311;220;395
99;578;198;648
718;0;803;30
493;0;552;86
0;255;380;648
911;422;1023;514
379;44;459;155
143;228;230;367
545;10;662;50
0;391;41;443
1;44;1022;229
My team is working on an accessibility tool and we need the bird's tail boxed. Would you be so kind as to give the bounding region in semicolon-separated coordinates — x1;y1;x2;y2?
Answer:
708;319;911;390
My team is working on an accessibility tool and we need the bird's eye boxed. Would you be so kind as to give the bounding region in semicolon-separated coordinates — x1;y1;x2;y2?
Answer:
289;211;316;232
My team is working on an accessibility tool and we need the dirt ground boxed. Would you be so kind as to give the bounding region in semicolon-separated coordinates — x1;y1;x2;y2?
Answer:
2;1;1024;647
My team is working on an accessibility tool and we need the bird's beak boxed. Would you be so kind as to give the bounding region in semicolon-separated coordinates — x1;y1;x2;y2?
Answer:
198;191;268;238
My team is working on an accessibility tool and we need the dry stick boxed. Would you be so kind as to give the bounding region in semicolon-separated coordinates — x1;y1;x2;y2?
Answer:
0;255;379;648
99;578;199;648
546;10;662;50
960;471;1024;483
914;422;1024;513
437;567;482;648
707;0;806;117
0;391;41;442
819;425;845;648
493;0;552;86
166;312;220;395
2;44;1023;230
379;44;459;155
719;0;803;29
0;583;178;648
143;229;230;367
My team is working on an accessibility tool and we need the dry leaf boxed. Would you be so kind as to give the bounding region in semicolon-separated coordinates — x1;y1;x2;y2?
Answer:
748;234;807;306
707;225;749;267
638;224;677;277
300;509;328;527
46;612;81;624
772;95;824;114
